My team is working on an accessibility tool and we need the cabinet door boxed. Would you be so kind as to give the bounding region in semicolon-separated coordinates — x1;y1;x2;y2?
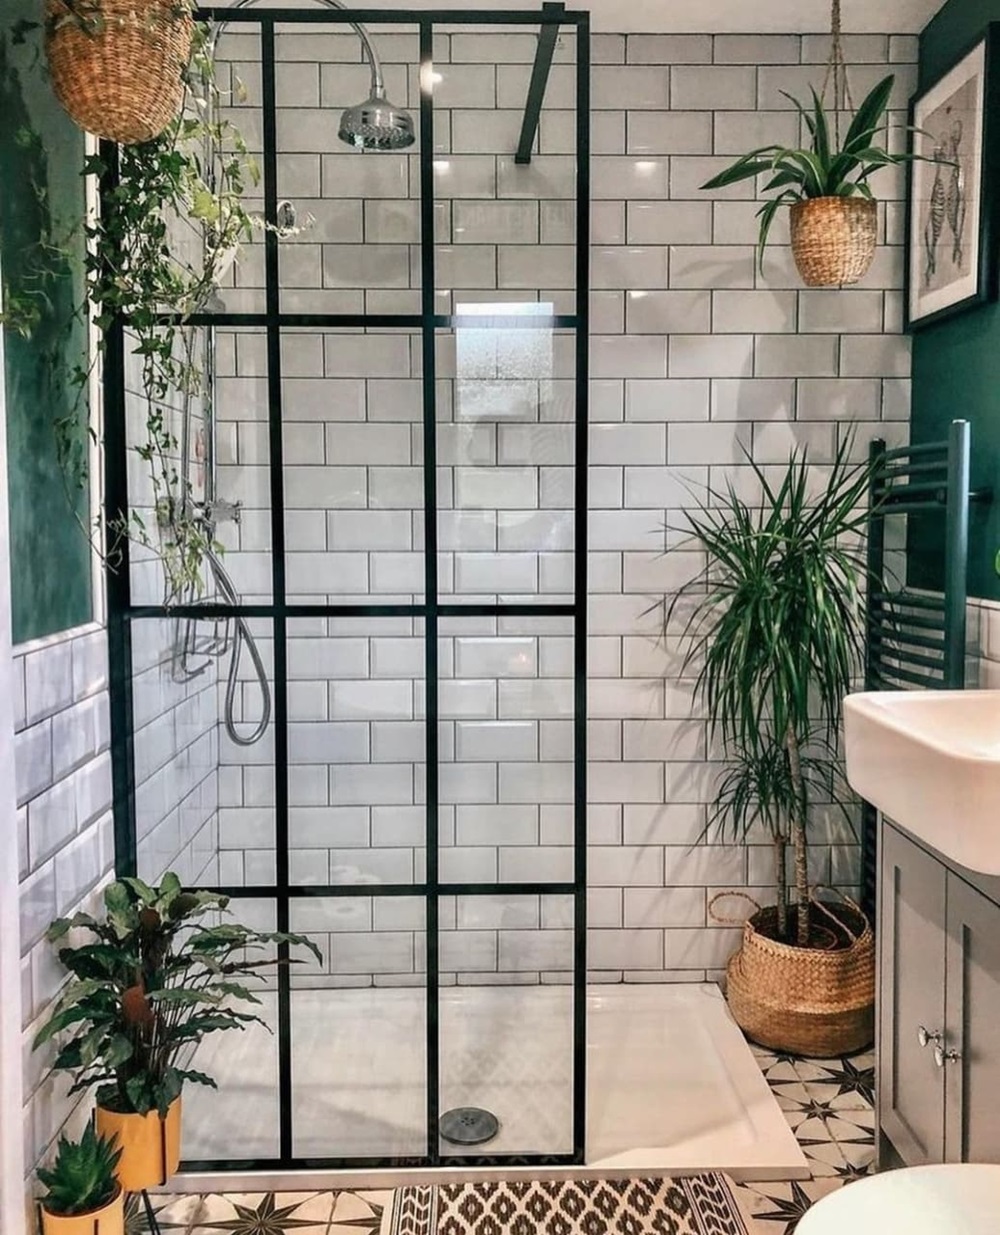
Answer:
880;824;947;1165
945;873;1000;1163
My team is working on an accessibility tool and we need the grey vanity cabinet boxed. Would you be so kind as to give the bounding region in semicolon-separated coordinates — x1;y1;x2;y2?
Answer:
879;824;947;1165
944;874;1000;1162
879;821;1000;1167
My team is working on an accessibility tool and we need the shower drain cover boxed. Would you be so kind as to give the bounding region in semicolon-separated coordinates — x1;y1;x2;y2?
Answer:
440;1107;500;1146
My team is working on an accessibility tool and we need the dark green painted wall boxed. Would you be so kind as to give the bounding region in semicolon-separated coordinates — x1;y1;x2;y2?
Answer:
909;0;1000;599
1;5;92;643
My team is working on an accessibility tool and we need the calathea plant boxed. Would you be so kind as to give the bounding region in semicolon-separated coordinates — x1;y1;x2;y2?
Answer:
34;874;321;1117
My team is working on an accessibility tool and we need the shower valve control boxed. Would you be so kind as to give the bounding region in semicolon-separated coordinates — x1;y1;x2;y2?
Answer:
208;498;242;526
917;1025;943;1049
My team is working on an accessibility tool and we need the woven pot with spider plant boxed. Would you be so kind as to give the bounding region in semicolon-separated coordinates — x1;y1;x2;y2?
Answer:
700;75;925;286
663;434;872;948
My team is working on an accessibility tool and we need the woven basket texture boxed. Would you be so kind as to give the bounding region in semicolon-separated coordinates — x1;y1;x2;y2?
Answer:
790;196;878;287
725;901;875;1058
46;0;193;145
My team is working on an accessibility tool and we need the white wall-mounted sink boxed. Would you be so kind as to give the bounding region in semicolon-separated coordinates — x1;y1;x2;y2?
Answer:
844;691;1000;875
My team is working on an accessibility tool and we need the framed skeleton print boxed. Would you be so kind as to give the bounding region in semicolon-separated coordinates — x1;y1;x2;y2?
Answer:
907;30;999;328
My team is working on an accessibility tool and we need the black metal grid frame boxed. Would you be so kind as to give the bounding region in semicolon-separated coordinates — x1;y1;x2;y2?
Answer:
105;5;590;1173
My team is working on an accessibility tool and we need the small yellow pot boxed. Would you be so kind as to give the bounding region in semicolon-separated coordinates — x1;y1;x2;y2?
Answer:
39;1186;125;1235
95;1098;181;1192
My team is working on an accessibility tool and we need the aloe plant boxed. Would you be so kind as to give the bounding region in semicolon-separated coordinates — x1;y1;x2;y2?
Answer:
701;74;921;268
34;874;322;1117
37;1125;121;1216
664;437;871;946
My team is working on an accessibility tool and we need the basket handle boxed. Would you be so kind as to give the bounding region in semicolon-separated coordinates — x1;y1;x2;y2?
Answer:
709;890;762;926
810;884;866;945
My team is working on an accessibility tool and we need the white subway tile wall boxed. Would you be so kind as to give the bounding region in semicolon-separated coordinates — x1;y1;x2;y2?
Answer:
15;628;113;1175
969;601;1000;691
206;26;915;985
17;617;219;1175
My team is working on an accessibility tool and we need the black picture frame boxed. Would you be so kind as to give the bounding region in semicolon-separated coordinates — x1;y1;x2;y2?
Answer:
905;24;1000;331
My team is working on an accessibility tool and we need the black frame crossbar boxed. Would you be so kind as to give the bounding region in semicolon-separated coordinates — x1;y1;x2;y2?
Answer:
105;4;590;1175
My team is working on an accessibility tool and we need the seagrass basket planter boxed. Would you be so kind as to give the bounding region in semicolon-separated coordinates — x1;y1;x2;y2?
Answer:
790;195;878;287
720;893;875;1058
45;0;193;145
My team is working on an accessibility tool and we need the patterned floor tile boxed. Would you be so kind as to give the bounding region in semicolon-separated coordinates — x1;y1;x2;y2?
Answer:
824;1111;875;1142
748;1032;877;1232
330;1189;388;1231
737;1178;841;1233
181;1192;336;1234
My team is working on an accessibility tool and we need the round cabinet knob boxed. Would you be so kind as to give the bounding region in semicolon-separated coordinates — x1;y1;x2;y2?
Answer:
934;1044;962;1068
918;1025;943;1048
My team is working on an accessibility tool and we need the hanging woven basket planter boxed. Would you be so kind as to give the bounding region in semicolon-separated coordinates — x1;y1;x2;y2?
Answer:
45;0;194;145
790;195;879;287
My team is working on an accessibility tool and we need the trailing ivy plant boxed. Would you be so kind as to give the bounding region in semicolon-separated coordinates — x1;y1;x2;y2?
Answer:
1;15;266;603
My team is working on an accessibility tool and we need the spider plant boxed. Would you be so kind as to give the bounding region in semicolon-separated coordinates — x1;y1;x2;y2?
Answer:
664;436;872;946
701;74;920;268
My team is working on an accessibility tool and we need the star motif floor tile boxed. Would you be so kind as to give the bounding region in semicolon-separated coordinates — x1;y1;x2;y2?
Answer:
743;1032;877;1230
737;1178;841;1232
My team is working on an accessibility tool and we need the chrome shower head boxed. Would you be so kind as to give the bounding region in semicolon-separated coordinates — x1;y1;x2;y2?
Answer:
214;0;415;152
338;89;415;150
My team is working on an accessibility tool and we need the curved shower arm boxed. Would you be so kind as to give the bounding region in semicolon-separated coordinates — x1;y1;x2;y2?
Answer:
215;0;386;98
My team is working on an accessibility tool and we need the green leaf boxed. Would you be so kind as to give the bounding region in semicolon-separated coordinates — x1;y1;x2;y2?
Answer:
175;1068;218;1089
809;85;831;174
125;1074;155;1116
843;74;895;153
33;1005;93;1047
103;1034;134;1067
102;882;131;918
121;876;156;904
700;152;784;190
754;196;787;272
158;872;182;904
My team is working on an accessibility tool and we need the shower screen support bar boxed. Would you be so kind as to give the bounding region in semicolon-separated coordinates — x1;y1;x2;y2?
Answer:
515;0;565;163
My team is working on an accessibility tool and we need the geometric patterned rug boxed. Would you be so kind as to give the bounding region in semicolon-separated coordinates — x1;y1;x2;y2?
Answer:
388;1177;760;1235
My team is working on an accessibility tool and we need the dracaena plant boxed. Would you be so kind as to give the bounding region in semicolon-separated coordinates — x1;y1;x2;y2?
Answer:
33;874;322;1118
661;436;871;946
37;1125;122;1216
701;74;920;268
